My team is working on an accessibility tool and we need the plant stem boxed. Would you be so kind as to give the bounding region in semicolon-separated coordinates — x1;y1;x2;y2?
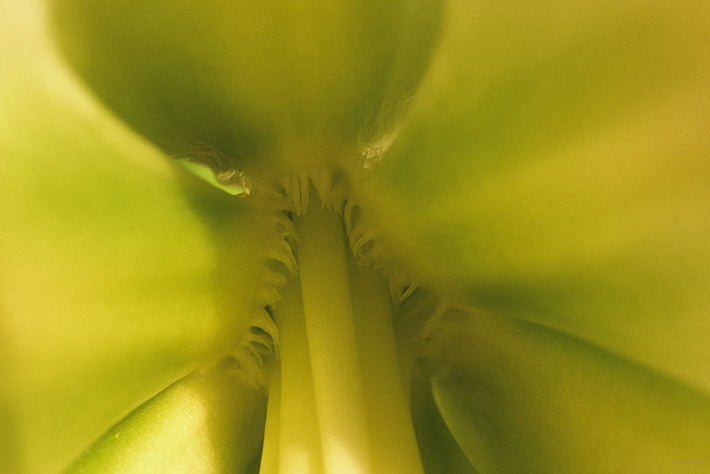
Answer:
348;256;424;474
258;360;280;474
274;275;324;474
294;199;372;474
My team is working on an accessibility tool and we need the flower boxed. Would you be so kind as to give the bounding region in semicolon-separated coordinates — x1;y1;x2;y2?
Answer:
2;1;709;473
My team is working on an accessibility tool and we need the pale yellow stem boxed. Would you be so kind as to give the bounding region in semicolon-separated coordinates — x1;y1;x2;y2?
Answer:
275;276;324;474
348;257;424;474
258;361;280;474
294;199;372;474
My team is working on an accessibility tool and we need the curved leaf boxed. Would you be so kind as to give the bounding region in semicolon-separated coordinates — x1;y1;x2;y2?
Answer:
426;308;710;473
1;3;257;471
410;362;478;474
367;0;710;390
67;366;267;473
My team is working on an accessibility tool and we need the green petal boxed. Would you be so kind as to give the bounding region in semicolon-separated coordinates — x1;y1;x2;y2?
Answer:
367;0;710;390
410;362;478;474
1;5;257;471
426;308;710;473
49;0;445;174
67;366;267;473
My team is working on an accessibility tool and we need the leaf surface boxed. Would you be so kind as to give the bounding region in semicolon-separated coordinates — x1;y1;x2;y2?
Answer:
0;4;258;471
367;0;710;391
